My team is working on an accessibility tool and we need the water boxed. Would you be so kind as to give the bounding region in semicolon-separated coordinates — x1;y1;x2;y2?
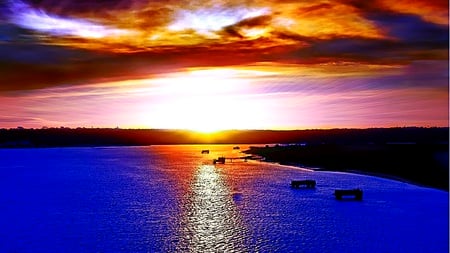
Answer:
0;145;448;252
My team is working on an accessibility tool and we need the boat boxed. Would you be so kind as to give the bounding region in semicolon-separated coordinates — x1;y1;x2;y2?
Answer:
201;149;209;154
290;180;316;188
233;146;240;150
213;157;226;164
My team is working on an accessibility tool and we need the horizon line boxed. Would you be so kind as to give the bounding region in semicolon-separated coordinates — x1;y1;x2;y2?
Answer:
3;126;448;131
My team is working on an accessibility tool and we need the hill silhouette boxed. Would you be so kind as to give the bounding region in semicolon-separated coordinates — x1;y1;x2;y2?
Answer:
0;127;447;147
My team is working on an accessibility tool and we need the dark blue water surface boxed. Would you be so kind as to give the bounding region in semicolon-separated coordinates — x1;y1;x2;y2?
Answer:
0;145;448;252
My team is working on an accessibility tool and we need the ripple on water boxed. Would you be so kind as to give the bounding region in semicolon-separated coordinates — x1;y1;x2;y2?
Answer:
0;146;447;253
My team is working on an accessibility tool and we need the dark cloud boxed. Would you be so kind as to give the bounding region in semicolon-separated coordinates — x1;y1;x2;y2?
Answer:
296;3;333;16
0;2;12;21
134;7;174;30
1;26;446;93
0;35;304;92
0;24;23;43
341;0;449;13
367;13;448;46
299;37;399;61
24;0;137;15
335;0;379;11
221;26;244;39
233;15;272;28
271;10;448;64
0;38;87;64
271;31;313;44
290;2;447;64
221;15;272;39
0;34;178;92
286;35;448;65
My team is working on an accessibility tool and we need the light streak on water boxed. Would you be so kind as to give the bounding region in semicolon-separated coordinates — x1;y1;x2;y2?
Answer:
178;165;248;252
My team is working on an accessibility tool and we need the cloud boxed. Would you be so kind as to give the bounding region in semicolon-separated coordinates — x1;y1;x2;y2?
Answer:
338;0;448;25
279;17;448;64
367;12;448;46
0;0;447;93
296;3;333;14
220;15;272;39
23;0;138;15
168;6;270;33
0;31;446;93
133;7;174;30
7;0;134;38
377;0;448;25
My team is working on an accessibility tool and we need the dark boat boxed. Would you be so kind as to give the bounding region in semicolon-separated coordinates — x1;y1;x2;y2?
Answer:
290;180;316;188
233;146;240;150
201;150;210;154
213;157;226;164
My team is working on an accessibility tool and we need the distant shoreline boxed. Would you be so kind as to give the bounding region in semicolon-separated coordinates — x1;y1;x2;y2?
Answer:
244;144;449;191
0;127;448;148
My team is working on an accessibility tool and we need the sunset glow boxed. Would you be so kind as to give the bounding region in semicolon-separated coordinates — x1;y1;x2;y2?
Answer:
0;0;448;130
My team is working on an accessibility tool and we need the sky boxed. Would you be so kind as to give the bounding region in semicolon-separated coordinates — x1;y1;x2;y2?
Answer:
0;0;448;131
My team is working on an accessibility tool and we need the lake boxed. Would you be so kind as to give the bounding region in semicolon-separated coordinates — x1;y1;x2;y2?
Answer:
0;145;448;252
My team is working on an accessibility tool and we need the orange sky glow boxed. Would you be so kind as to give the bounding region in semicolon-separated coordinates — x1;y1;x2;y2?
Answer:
0;0;448;131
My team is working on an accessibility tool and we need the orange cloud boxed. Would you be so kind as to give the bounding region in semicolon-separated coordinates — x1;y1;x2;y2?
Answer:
1;0;447;94
5;0;389;52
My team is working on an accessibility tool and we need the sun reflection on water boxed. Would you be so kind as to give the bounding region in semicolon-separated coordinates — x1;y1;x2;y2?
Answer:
178;165;248;252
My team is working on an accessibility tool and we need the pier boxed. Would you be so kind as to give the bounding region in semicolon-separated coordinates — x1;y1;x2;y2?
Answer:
213;156;260;164
334;189;363;200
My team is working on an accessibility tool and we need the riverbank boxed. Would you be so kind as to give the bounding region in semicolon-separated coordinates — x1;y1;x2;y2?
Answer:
244;144;449;191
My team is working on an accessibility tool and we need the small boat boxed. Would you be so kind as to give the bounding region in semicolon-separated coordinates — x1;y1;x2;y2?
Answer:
201;150;210;154
291;180;316;188
213;157;226;164
233;146;240;150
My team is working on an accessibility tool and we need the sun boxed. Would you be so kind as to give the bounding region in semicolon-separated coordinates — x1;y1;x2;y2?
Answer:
140;68;272;132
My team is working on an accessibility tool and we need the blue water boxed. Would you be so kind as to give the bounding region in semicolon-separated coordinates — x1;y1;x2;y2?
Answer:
0;145;448;252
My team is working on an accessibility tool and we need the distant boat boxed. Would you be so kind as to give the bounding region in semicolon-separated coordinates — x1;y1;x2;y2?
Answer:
201;150;210;154
291;180;316;189
233;146;240;150
213;157;226;164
